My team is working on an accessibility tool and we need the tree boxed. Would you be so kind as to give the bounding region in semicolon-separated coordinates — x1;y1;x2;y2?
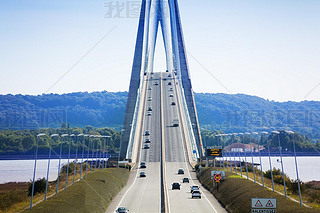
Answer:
21;136;35;150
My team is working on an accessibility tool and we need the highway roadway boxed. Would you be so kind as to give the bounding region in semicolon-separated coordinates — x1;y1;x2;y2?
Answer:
106;72;226;213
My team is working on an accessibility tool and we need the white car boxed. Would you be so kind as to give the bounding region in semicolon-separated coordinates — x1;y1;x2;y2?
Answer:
190;185;200;193
192;190;201;199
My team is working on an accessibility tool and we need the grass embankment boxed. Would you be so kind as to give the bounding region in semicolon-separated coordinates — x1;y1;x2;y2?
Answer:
21;168;129;213
197;167;319;213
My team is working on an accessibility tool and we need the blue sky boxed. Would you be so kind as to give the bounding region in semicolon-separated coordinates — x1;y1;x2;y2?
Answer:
0;0;319;102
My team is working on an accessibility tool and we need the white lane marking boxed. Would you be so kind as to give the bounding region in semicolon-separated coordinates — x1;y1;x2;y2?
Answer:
116;74;151;211
171;78;218;212
164;162;171;213
184;160;218;213
115;167;139;210
176;93;219;213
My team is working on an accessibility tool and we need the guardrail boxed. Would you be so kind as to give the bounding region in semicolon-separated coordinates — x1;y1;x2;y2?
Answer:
125;74;145;160
176;75;200;161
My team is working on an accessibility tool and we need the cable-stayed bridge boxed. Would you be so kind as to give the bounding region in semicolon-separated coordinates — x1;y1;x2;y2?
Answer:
108;0;227;212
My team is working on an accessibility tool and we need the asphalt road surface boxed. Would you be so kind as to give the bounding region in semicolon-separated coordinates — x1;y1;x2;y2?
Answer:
106;72;226;213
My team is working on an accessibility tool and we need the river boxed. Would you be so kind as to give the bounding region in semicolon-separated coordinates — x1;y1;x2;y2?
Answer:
221;156;320;182
0;156;319;184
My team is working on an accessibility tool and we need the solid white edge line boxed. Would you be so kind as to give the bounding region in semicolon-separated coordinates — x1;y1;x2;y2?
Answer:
115;74;151;211
174;80;219;213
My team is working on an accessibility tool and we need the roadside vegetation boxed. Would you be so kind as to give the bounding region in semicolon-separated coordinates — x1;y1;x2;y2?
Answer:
0;126;120;156
201;129;320;153
196;165;320;213
23;168;129;213
0;160;127;212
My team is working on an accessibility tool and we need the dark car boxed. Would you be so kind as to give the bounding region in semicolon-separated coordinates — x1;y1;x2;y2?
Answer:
178;169;184;174
155;82;159;85
172;182;180;190
168;74;172;77
140;172;146;177
171;102;176;105
145;138;151;143
182;177;189;183
144;144;150;149
168;82;172;85
116;207;129;213
140;162;146;168
148;107;152;111
145;130;150;135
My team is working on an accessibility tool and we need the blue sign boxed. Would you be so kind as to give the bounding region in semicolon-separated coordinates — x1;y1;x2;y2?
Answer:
193;150;196;154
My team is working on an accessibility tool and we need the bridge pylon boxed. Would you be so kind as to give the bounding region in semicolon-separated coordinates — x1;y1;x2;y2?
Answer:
120;0;204;162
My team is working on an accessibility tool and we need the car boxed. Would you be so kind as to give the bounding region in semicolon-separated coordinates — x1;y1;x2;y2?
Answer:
163;78;167;81
148;107;152;111
168;82;172;85
148;87;152;90
116;207;129;213
168;74;172;77
178;169;184;174
171;102;176;105
140;172;146;177
140;162;146;168
145;138;151;143
183;177;189;183
155;82;159;85
147;112;152;116
148;97;152;101
169;88;173;91
145;130;150;135
169;94;173;97
191;190;201;199
172;119;179;127
172;182;180;190
144;144;150;149
190;185;200;193
166;69;169;72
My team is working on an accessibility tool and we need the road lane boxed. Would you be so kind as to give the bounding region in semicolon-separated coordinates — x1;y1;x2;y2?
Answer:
107;72;226;213
162;72;227;213
106;73;162;213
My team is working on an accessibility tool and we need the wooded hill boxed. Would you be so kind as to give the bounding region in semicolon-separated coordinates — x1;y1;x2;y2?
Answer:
0;91;319;142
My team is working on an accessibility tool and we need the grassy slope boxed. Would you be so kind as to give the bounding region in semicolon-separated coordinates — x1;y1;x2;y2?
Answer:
197;167;319;213
23;168;129;213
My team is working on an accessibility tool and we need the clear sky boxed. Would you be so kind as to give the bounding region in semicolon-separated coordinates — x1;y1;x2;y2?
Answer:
0;0;319;102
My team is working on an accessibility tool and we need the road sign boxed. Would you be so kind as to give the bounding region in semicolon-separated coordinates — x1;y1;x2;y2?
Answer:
211;170;226;179
252;210;276;213
193;150;196;154
214;174;221;182
206;146;222;157
252;198;277;213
